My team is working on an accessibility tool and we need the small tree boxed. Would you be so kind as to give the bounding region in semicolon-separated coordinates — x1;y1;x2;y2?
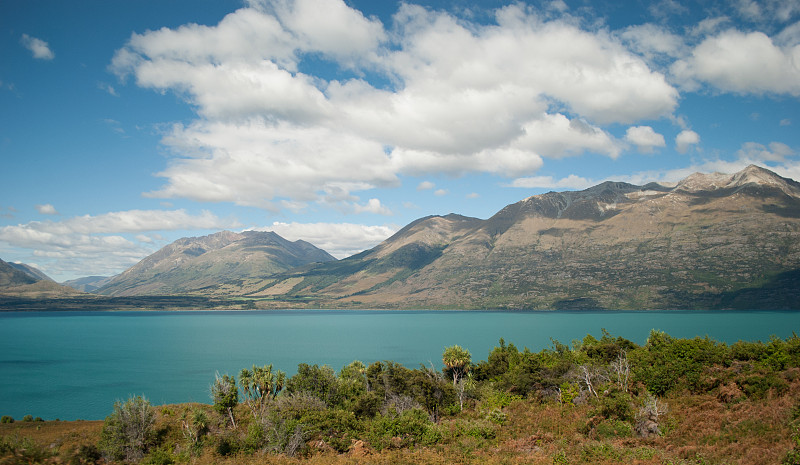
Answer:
239;364;286;420
442;345;471;386
99;395;156;462
211;373;238;428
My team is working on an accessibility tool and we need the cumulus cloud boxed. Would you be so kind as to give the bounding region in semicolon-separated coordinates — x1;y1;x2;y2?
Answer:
35;204;59;215
20;34;54;60
0;209;240;279
248;221;397;258
353;198;392;215
672;29;800;95
417;181;435;191
507;174;594;190
625;126;666;153
434;189;448;196
111;0;678;212
737;141;795;161
676;129;701;153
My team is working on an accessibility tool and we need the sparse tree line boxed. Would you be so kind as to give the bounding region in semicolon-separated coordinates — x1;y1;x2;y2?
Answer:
3;330;800;464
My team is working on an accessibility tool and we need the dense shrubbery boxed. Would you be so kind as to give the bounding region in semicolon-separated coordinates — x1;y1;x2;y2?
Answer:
4;330;800;464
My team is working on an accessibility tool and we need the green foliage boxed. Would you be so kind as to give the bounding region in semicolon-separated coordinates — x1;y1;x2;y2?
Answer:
239;364;285;420
593;419;633;439
0;416;13;424
141;446;175;465
480;389;522;411
367;408;441;450
632;330;729;395
211;373;238;427
21;415;33;422
68;444;102;465
0;435;56;463
442;345;472;385
286;363;340;406
592;389;635;422
739;372;789;398
99;395;156;462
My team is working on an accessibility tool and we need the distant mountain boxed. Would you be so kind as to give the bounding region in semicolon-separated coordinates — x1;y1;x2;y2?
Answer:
0;259;39;287
0;259;84;299
96;230;336;296
247;165;800;309
62;275;115;293
8;262;53;282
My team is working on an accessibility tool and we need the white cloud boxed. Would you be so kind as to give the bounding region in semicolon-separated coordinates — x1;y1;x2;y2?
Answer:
676;129;701;153
35;204;59;215
781;118;792;126
507;174;594;190
110;0;679;212
20;34;54;60
434;189;448;196
625;126;666;153
672;29;800;95
620;24;687;59
466;192;480;199
353;198;392;215
737;141;795;161
417;181;435;191
0;209;240;279
249;221;397;258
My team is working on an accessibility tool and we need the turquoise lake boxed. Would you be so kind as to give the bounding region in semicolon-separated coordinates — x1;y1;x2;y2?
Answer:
1;309;799;421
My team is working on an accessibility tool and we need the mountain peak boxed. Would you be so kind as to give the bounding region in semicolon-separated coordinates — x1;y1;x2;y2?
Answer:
675;165;799;197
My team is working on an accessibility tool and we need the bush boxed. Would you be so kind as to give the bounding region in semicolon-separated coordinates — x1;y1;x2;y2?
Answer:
0;436;55;463
592;389;634;422
99;395;156;462
21;415;33;422
368;408;441;450
0;416;14;424
69;444;102;465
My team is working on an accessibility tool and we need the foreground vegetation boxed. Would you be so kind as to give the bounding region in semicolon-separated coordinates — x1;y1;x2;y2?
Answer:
3;330;800;464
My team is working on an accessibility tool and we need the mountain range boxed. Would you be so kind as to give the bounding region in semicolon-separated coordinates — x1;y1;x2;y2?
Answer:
2;165;799;310
232;164;800;309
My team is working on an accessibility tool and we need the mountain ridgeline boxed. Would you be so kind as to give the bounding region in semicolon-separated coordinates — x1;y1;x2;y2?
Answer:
95;230;336;297
244;165;800;309
4;165;798;310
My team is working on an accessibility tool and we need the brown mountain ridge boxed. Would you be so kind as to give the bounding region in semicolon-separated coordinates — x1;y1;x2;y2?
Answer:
240;165;800;309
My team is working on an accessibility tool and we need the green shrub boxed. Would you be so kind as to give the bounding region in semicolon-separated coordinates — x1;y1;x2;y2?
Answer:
0;436;55;463
99;395;156;462
368;408;441;450
594;419;633;439
69;444;102;465
740;373;789;398
21;415;33;422
0;416;13;424
592;389;634;422
141;446;175;465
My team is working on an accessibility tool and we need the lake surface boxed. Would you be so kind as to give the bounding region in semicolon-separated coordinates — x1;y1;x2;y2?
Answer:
1;309;798;421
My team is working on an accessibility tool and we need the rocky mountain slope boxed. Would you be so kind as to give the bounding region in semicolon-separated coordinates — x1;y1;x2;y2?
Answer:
247;165;800;309
96;230;336;296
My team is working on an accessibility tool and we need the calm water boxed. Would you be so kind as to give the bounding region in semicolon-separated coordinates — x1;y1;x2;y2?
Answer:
0;309;798;421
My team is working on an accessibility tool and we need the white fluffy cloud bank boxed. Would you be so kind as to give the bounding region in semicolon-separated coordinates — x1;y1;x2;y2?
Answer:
0;210;240;279
112;0;680;212
249;221;397;259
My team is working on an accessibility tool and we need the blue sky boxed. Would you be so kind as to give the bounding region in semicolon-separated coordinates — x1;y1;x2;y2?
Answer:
2;0;799;282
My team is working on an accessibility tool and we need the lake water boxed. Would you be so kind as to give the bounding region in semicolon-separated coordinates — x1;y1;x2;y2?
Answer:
1;309;798;421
